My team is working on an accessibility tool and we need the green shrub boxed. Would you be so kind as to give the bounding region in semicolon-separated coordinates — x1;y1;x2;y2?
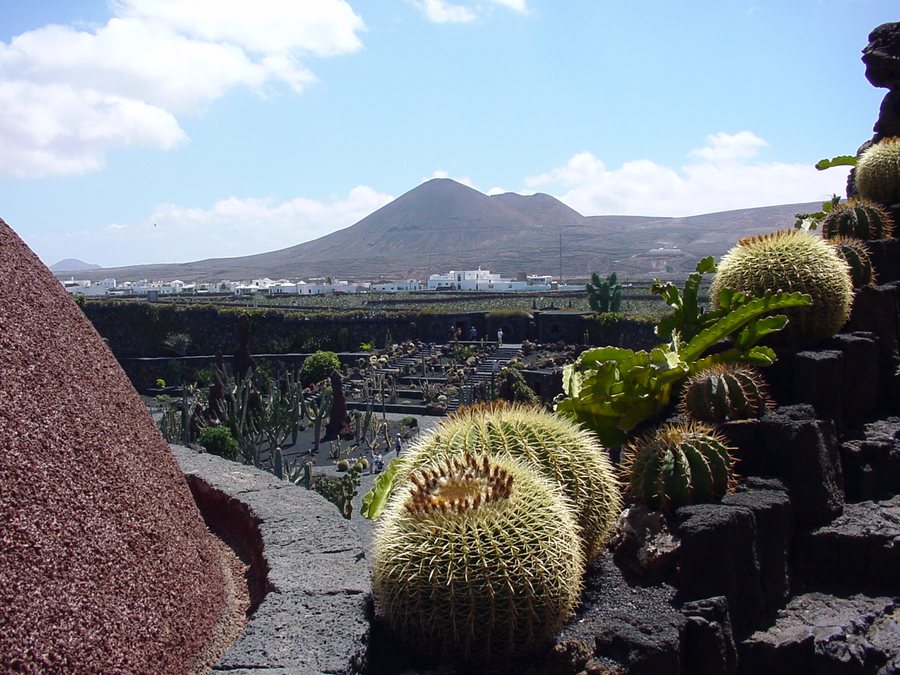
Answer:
299;350;341;386
198;425;239;461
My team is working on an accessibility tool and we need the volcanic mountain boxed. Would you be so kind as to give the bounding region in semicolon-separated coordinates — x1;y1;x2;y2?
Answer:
66;178;820;282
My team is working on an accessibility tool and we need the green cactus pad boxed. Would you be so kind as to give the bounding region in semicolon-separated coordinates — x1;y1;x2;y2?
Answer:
710;229;853;346
821;200;894;240
855;137;900;205
679;363;773;423
622;421;737;513
372;453;583;664
385;402;621;560
830;236;875;288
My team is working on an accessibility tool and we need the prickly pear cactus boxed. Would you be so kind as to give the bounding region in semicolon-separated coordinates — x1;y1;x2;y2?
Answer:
622;421;737;514
385;402;621;560
371;453;583;664
711;229;853;346
820;200;894;240
855;137;900;205
830;236;875;288
678;363;773;423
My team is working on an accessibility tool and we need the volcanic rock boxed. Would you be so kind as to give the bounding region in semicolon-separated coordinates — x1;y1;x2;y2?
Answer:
0;219;229;673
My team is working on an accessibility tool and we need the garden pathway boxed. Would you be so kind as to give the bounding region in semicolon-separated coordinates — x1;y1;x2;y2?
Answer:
447;343;523;413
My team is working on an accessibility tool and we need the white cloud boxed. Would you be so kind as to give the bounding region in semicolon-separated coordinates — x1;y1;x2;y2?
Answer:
30;186;393;268
426;169;476;188
112;0;365;57
411;0;529;23
484;0;530;14
412;0;477;23
688;130;768;163
0;0;365;177
525;132;850;217
0;80;186;177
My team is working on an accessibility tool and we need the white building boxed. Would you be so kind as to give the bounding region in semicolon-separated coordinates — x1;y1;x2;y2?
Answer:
372;280;422;292
61;277;117;297
427;268;553;292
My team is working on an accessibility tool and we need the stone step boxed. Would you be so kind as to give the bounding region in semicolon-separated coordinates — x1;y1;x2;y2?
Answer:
739;592;899;674
795;495;900;593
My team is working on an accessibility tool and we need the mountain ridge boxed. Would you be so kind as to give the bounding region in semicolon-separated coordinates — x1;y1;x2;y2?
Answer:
59;178;819;283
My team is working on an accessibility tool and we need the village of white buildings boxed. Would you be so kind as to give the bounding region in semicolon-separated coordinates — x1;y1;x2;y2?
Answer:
60;268;583;298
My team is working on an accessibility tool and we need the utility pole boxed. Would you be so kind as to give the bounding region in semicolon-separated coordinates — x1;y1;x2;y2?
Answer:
559;231;563;284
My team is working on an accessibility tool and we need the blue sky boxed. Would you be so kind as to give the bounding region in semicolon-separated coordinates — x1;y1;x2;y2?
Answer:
0;0;894;268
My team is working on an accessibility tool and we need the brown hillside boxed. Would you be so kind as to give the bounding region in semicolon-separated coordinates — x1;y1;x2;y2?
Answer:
69;179;820;282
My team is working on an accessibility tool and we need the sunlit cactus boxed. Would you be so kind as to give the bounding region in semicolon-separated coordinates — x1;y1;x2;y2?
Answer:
371;453;583;664
711;229;853;345
679;363;773;423
622;421;737;514
389;402;621;559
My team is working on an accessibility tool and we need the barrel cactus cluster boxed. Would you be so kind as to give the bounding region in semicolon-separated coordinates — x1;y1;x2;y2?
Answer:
679;363;773;424
371;453;584;663
820;199;894;241
854;136;900;205
369;403;621;664
388;402;621;558
621;421;737;514
830;236;876;287
711;229;854;345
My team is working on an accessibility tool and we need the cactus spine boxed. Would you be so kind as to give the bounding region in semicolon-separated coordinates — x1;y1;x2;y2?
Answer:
390;403;621;560
830;236;875;288
622;421;737;514
820;200;895;240
710;229;853;346
678;363;772;423
854;137;900;204
372;453;583;664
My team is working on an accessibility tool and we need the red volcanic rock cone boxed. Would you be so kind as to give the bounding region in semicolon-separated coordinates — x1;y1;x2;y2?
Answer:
0;220;229;672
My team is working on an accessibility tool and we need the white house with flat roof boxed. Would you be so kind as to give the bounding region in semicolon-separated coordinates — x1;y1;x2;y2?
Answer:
61;277;117;297
427;268;553;292
372;280;422;292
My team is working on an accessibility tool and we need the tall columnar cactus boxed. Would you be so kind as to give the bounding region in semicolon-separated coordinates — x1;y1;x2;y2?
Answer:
830;236;875;288
272;447;284;479
586;271;623;313
364;402;621;560
622;421;737;514
372;453;583;664
678;363;773;423
854;136;900;205
820;200;895;240
710;229;853;346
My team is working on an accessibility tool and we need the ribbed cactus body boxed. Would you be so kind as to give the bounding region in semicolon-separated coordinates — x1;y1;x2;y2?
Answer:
272;447;284;479
372;453;583;664
855;137;900;204
679;363;772;423
396;403;621;559
711;229;853;346
821;200;894;240
830;237;875;288
622;422;736;513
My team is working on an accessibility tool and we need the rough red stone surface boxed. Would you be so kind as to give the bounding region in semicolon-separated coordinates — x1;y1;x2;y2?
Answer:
0;219;227;673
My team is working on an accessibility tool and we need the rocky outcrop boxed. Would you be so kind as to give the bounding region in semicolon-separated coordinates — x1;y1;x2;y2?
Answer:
740;593;899;674
864;22;900;140
174;448;370;674
841;417;900;502
0;218;229;673
795;495;900;593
